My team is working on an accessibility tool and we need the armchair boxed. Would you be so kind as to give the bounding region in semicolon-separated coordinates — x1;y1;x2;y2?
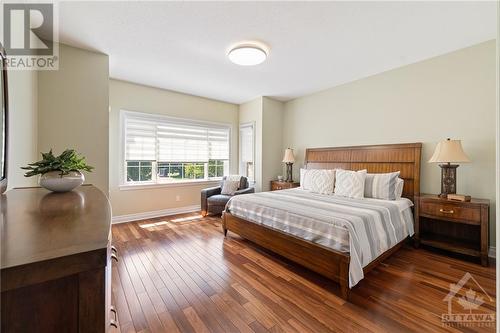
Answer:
201;176;254;216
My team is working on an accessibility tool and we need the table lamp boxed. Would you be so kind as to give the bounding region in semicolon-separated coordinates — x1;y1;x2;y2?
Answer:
282;148;295;182
428;138;470;198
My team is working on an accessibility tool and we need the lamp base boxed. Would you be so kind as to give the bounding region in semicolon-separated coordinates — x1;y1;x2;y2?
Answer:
285;163;293;182
439;163;459;198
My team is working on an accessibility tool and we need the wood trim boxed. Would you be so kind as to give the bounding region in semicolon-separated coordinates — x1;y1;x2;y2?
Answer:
305;142;422;202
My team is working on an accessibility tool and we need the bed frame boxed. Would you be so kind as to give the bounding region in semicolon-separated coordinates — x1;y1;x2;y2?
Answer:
222;143;422;300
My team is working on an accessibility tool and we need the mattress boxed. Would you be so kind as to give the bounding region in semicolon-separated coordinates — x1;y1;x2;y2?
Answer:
226;188;414;287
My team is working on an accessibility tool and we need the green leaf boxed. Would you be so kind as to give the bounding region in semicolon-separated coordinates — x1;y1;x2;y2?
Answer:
20;148;94;177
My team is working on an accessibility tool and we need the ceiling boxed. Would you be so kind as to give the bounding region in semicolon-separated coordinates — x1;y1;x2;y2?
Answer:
58;1;496;104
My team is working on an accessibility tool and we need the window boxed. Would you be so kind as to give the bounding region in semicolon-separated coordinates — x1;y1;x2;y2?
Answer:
239;122;254;182
122;111;230;185
127;161;153;182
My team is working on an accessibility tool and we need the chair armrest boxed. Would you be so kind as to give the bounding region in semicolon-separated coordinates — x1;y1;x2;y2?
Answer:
234;187;255;195
201;186;221;216
202;186;222;198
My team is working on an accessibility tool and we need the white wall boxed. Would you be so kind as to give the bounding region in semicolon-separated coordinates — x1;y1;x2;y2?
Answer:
109;79;239;217
38;44;109;194
7;70;38;189
238;96;284;192
283;40;496;245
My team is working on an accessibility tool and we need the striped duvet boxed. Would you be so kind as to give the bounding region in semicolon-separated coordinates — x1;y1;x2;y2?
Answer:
226;188;414;287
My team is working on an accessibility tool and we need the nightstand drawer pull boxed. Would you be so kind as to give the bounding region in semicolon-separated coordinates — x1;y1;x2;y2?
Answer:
439;208;454;214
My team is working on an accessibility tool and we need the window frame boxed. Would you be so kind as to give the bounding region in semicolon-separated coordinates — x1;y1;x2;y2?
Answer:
239;121;255;184
119;110;231;189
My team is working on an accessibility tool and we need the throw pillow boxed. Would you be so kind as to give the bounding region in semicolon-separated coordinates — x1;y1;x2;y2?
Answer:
395;178;404;199
334;169;367;199
302;169;336;194
221;180;240;195
364;171;401;200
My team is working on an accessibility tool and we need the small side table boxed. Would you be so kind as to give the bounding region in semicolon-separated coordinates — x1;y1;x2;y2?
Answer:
415;194;489;266
270;180;300;191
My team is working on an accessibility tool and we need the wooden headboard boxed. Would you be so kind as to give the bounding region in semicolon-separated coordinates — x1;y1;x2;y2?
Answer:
305;143;422;202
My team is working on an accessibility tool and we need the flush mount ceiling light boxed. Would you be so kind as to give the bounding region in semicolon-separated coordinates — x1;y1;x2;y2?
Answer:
227;42;268;66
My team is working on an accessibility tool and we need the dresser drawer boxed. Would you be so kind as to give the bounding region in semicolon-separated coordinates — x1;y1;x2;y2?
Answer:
419;201;481;224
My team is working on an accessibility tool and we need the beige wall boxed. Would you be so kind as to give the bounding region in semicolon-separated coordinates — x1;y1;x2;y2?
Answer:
109;79;239;217
38;44;109;194
262;97;284;191
283;40;496;245
239;97;263;191
7;70;38;189
238;96;284;192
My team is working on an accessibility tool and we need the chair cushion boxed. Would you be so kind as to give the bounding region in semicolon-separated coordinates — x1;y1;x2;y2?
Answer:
207;194;232;206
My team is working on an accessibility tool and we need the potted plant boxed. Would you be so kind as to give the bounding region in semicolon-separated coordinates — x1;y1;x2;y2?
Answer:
21;149;94;192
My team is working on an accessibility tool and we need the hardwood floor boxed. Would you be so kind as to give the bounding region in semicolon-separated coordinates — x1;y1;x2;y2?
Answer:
110;212;496;333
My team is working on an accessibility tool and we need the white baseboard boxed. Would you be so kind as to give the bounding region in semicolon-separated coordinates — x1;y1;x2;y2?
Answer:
489;246;496;258
112;205;201;224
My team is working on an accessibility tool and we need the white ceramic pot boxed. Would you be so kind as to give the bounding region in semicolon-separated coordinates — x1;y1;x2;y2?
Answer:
39;171;85;192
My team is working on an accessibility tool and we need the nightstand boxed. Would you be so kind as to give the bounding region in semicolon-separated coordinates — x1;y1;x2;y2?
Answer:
415;194;489;266
270;180;300;191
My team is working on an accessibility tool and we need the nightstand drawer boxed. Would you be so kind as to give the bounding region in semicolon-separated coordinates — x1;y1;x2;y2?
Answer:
272;183;284;191
270;181;300;191
420;201;480;224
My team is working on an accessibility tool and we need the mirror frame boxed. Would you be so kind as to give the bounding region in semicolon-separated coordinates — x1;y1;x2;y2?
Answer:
1;43;8;194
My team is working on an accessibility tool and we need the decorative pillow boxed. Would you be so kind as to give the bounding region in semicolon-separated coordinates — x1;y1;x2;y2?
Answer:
221;180;239;195
300;168;306;187
301;169;336;194
395;178;404;199
334;169;367;199
226;175;243;189
364;171;400;200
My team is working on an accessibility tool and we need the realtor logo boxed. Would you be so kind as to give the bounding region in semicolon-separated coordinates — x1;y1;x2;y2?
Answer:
2;3;58;69
442;272;495;327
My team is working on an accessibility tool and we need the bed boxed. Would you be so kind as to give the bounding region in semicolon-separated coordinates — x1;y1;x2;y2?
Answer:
222;143;422;300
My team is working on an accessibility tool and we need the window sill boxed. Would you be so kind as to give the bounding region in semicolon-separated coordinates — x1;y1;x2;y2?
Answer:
119;180;220;191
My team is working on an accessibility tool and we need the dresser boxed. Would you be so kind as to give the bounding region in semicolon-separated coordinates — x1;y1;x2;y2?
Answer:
1;185;114;332
270;180;300;191
415;194;489;266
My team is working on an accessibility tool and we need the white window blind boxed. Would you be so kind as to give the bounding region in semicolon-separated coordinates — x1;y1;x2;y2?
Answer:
125;118;156;161
124;112;230;163
122;111;230;185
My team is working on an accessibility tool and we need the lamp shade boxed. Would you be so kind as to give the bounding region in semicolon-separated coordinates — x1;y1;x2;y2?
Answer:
428;139;471;163
282;148;295;163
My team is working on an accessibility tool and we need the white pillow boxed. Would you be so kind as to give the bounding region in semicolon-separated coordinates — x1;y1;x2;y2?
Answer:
364;171;400;200
395;178;404;199
300;168;306;187
301;169;336;194
334;169;367;199
221;180;239;195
